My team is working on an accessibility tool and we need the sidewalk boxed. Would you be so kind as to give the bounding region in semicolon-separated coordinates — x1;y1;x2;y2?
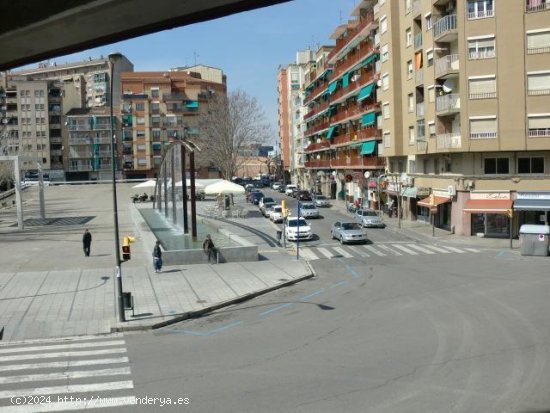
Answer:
0;184;313;342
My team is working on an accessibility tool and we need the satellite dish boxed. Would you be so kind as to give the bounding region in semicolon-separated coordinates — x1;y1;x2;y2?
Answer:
364;171;371;178
442;79;455;93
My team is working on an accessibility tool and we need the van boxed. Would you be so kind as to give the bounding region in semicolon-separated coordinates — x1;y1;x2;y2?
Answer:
284;184;297;196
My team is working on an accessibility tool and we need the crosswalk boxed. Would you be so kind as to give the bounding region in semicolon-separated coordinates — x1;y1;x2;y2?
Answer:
294;242;481;261
0;333;135;412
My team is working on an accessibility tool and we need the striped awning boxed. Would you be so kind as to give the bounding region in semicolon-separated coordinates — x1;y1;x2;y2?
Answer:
359;140;376;155
357;83;375;103
361;112;376;127
463;199;512;214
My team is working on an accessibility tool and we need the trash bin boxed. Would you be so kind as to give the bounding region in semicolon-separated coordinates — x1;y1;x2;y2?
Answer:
519;225;550;256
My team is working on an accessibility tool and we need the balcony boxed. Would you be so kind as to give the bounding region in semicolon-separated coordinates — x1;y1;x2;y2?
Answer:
436;132;462;149
304;160;331;168
331;156;385;169
436;93;460;114
69;138;92;145
528;88;550;96
416;140;427;152
525;1;550;12
528;128;550;137
304;100;330;120
435;54;459;78
330;106;364;125
304;81;330;105
69;150;92;158
470;131;497;139
330;74;377;105
327;12;376;63
414;33;423;50
304;141;331;153
304;120;330;137
416;101;425;118
331;128;379;147
528;45;550;55
433;15;457;42
332;44;377;79
415;70;424;85
467;8;494;19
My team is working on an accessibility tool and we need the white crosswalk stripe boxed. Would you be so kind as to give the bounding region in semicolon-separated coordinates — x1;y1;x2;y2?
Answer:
0;333;135;412
294;242;483;261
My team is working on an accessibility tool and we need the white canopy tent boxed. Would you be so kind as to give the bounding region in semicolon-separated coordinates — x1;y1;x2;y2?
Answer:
204;180;245;195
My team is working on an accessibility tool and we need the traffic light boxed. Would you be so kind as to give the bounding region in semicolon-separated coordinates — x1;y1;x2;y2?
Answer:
122;236;132;261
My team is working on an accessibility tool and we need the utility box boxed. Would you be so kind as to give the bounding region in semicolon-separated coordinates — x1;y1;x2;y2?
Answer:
519;225;550;257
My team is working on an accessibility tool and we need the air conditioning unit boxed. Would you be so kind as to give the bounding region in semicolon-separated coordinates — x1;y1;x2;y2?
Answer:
448;185;456;196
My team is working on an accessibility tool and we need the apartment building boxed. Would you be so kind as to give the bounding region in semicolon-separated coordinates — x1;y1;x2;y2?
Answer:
119;69;226;179
379;0;550;238
299;0;383;204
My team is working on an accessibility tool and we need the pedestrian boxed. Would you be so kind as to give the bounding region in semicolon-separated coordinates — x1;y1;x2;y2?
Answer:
152;241;162;273
202;234;217;264
82;229;92;257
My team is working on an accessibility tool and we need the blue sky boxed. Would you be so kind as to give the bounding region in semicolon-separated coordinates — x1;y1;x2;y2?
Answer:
25;0;358;143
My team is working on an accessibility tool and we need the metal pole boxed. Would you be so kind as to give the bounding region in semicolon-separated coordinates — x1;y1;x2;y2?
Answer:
37;163;45;219
397;181;401;229
190;149;197;240
296;203;300;260
109;53;125;322
509;214;513;249
13;156;23;230
432;212;435;237
163;161;168;218
171;149;176;224
181;144;188;233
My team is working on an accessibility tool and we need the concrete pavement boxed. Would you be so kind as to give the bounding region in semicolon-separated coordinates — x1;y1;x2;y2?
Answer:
0;183;312;342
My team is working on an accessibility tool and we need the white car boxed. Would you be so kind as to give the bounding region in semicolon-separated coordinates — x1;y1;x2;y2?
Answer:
272;182;282;190
314;195;330;207
270;205;283;223
285;217;313;241
299;202;319;219
284;184;297;196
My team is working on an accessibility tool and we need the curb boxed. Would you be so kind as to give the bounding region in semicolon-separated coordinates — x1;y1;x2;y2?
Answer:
111;271;315;332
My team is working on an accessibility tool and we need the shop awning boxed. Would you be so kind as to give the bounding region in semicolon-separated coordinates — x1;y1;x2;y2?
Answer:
357;83;374;103
360;53;378;68
342;72;350;88
401;187;417;198
359;140;376;155
326;126;336;139
418;196;452;208
463;199;512;213
514;199;550;211
328;81;338;94
186;100;199;108
361;112;376;127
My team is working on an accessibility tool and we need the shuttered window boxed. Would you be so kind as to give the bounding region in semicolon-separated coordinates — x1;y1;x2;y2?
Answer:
528;115;550;137
527;72;550;95
468;37;495;59
428;121;436;136
527;30;550;54
469;76;497;99
470;117;497;139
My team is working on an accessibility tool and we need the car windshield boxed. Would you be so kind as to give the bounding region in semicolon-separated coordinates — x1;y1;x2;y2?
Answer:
262;198;274;203
316;195;327;200
253;193;264;198
342;223;361;230
273;207;282;212
301;204;315;210
287;219;307;227
360;210;378;217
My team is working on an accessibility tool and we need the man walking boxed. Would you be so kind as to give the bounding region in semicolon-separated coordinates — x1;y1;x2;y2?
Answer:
202;234;217;264
152;241;162;273
82;229;92;257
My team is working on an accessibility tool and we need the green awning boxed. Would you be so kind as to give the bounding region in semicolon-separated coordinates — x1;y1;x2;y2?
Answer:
360;53;379;68
326;126;336;139
342;72;350;89
401;187;418;198
357;83;375;103
359;140;376;155
186;100;199;108
328;80;338;94
361;112;377;127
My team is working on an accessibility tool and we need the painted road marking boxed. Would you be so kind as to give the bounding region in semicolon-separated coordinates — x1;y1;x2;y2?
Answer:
316;247;334;258
392;244;419;255
1;357;129;372
406;244;435;254
377;244;402;255
363;245;386;256
333;246;353;258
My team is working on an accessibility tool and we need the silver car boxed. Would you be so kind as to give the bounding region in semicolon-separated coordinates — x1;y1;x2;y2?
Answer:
299;202;319;219
355;209;386;228
314;195;330;207
331;221;367;244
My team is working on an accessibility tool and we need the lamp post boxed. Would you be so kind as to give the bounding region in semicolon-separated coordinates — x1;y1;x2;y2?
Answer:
108;52;125;323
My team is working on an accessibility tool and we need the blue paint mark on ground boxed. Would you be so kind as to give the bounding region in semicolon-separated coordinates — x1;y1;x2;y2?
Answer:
301;289;324;300
345;264;361;279
328;280;349;289
259;303;293;317
169;320;243;337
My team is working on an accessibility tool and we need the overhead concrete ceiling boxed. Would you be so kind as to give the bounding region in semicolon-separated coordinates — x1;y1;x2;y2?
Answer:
0;0;290;71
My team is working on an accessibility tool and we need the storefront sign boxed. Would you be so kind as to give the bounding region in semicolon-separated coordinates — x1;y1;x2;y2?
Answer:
416;187;431;197
517;191;550;200
470;191;510;200
432;189;452;199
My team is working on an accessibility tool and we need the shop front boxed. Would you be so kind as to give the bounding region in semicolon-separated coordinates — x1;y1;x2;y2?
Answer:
463;191;512;238
417;191;452;229
514;191;550;226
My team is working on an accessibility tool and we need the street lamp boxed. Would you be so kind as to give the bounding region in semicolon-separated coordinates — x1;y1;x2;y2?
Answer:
108;52;125;322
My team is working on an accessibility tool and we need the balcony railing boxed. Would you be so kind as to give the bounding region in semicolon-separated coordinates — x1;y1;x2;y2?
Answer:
327;12;375;63
304;120;330;137
525;1;550;12
469;49;495;60
331;156;385;169
330;74;377;104
415;70;424;85
304;100;330;120
304;141;331;152
527;45;550;54
528;128;550;137
435;54;459;77
416;102;425;117
414;33;423;49
304;160;331;168
416;140;427;152
469;91;497;99
436;94;460;114
69;150;92;158
331;128;379;147
332;45;377;79
436;132;462;149
433;14;457;40
470;131;497;139
528;88;550;96
467;9;494;19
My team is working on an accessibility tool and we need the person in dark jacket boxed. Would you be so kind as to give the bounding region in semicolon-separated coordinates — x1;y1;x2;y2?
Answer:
82;229;92;257
202;234;217;263
152;241;162;273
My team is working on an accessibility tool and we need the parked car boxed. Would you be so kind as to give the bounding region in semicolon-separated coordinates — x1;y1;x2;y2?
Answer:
285;184;298;196
355;208;386;228
299;202;319;219
285;217;313;241
272;182;282;190
314;194;330;207
331;221;367;244
249;191;264;205
259;197;275;210
270;205;284;223
297;191;312;202
261;201;276;216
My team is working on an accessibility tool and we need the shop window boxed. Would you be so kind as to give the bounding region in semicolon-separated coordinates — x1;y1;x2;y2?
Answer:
518;157;544;174
484;157;509;174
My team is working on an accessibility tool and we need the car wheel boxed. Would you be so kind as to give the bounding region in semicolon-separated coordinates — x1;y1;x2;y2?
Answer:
340;236;344;245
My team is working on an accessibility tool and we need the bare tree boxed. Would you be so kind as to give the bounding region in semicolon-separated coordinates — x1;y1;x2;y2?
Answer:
195;90;271;179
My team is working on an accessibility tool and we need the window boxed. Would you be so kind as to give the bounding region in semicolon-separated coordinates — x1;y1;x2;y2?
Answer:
518;157;544;174
383;131;391;148
136;130;145;138
383;102;390;119
428;121;436;137
381;44;389;62
426;13;433;30
434;158;440;175
470;117;497;139
528;114;550;137
527;71;550;95
136;117;145;125
382;73;390;90
406;60;413;79
526;0;550;12
426;49;434;66
484;157;509;174
152;129;161;139
467;0;494;19
417;119;425;139
408;126;415;144
137;158;147;166
527;29;550;54
406;28;412;46
408;93;414;112
150;102;160;112
405;0;412;13
150;88;159;98
135;102;145;111
469;76;497;99
428;85;435;102
137;144;146;151
468;36;496;59
34;90;40;97
380;16;388;34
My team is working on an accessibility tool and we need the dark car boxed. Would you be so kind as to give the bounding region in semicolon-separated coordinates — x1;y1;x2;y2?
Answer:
297;191;312;202
249;191;264;205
